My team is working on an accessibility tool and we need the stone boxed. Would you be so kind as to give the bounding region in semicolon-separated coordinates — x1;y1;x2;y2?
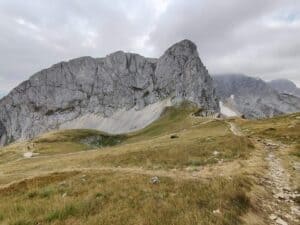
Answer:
213;209;221;214
23;152;33;158
291;206;300;216
150;176;160;184
275;217;288;225
269;214;277;220
213;150;219;156
170;134;179;139
275;193;288;200
0;40;219;145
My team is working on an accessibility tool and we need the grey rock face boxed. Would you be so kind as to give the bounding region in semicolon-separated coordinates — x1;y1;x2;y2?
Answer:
0;40;219;145
155;40;218;113
213;74;300;118
269;79;300;98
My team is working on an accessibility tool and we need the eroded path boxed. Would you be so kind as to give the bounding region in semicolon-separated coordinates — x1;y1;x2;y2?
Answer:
226;121;244;136
257;139;300;225
227;120;300;225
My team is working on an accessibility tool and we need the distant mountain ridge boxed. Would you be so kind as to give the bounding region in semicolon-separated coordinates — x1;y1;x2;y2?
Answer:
268;79;300;98
0;40;219;145
213;74;300;118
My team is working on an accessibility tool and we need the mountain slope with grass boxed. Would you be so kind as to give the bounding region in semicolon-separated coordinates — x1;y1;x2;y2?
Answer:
0;103;299;225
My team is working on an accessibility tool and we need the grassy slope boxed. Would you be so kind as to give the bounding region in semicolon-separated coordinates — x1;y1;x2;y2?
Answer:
237;113;300;146
0;103;259;225
236;113;300;159
0;172;251;225
0;129;126;157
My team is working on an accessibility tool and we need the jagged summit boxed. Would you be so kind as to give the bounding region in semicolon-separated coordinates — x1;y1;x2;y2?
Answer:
163;39;198;57
0;39;219;145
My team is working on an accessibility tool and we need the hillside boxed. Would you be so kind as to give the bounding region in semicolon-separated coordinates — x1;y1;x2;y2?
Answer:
0;103;299;225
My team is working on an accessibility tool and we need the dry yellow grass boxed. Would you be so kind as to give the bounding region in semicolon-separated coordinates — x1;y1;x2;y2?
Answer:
0;103;272;225
0;171;252;225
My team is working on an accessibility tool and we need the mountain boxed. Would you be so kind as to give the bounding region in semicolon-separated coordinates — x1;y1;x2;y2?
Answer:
0;40;219;145
269;79;300;97
213;74;300;118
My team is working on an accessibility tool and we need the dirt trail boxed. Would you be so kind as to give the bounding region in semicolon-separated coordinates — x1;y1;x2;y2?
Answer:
227;121;300;224
226;121;244;136
259;139;300;225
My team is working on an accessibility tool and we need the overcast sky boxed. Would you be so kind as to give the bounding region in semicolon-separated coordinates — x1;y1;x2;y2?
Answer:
0;0;299;95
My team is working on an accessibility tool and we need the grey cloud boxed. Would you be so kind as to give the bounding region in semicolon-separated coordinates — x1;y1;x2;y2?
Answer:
0;0;299;94
0;0;160;92
148;0;300;86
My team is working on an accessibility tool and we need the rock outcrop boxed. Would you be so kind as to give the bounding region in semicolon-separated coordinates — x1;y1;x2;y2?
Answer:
213;74;300;118
0;40;219;145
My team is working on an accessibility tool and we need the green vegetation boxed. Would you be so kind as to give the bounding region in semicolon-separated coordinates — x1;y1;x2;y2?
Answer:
34;129;127;154
129;102;198;140
0;171;252;225
0;129;126;156
91;133;253;169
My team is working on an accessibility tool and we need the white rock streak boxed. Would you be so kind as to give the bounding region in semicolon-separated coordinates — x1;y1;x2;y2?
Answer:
219;101;238;117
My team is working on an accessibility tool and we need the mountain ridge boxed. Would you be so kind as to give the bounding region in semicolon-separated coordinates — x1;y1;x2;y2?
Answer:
0;39;219;145
213;74;300;118
268;79;300;97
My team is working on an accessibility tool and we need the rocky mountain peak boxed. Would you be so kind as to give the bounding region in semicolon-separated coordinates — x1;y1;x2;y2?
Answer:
0;40;219;145
162;39;198;58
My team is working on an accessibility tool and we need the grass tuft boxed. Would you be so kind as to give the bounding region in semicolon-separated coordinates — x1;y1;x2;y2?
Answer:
46;204;78;222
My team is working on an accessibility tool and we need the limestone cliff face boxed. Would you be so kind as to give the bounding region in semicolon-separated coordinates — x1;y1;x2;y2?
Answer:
0;40;219;144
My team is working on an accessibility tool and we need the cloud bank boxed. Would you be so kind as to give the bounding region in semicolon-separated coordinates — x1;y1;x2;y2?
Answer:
0;0;299;94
